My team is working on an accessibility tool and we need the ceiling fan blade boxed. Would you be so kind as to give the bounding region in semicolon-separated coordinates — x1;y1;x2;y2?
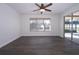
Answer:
33;9;40;12
45;9;52;12
35;3;40;7
44;3;52;8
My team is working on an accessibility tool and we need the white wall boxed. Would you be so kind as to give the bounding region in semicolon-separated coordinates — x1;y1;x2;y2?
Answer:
58;14;64;37
0;4;21;48
21;14;60;36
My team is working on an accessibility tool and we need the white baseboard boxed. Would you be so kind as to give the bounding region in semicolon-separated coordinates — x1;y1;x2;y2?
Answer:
0;35;21;48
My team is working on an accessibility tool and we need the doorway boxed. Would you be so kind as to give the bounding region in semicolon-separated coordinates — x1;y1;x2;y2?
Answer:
64;11;79;44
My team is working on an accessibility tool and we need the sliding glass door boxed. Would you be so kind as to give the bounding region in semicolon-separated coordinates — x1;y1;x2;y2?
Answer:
64;11;79;44
64;16;72;40
72;17;79;43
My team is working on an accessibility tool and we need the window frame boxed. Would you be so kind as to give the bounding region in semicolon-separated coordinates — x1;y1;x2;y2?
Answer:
30;18;51;32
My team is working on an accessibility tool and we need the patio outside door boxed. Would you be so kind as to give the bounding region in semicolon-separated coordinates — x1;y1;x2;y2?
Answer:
64;16;72;40
64;12;79;44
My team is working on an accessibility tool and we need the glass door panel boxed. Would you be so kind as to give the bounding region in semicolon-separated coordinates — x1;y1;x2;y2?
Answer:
72;17;79;43
64;17;72;40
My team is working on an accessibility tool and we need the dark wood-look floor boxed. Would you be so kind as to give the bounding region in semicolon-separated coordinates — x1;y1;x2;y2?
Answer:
0;36;79;55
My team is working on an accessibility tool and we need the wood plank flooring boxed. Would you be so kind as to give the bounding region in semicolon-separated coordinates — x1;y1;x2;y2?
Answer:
0;36;79;55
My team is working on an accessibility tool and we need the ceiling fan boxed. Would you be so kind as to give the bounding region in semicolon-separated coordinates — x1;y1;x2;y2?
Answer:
33;3;53;14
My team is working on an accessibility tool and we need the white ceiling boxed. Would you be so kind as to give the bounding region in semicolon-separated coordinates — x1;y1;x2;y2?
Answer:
7;3;76;15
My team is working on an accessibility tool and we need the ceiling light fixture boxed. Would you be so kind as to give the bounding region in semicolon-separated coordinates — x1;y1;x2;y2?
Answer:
40;9;45;14
40;9;45;12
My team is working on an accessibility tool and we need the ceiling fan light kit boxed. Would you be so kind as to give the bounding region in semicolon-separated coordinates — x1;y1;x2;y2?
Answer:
40;9;45;14
33;3;53;14
40;9;45;12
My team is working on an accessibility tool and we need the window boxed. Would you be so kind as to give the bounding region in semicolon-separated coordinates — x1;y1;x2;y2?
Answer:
30;18;51;32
